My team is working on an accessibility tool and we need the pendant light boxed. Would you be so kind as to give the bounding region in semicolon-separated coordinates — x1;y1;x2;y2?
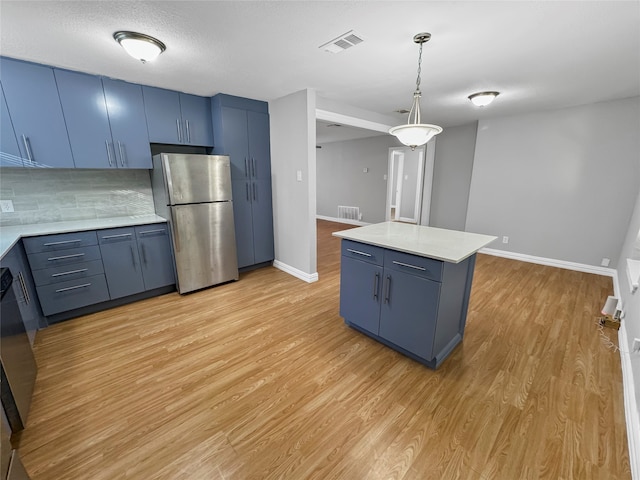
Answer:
389;33;442;150
113;31;166;63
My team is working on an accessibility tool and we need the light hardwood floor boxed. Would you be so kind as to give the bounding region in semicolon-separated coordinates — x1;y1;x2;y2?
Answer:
18;220;630;479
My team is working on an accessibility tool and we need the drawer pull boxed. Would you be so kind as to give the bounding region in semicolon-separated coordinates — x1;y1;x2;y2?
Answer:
392;260;426;271
43;239;82;246
55;283;91;293
47;253;85;261
101;233;132;239
347;248;372;257
138;229;165;235
51;268;88;278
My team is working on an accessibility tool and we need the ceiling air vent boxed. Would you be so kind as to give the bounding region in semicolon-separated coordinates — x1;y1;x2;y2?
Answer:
320;30;364;53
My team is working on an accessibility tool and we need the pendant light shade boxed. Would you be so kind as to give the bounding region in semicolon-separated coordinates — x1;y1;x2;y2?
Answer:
389;33;442;149
114;31;166;63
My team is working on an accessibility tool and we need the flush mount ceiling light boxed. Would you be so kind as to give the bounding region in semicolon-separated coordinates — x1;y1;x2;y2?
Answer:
113;31;166;63
468;91;500;107
389;32;442;150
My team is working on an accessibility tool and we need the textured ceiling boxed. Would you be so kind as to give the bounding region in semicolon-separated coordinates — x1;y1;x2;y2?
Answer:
1;1;638;142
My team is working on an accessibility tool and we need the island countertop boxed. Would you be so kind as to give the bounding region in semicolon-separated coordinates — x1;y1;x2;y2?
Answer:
332;222;497;263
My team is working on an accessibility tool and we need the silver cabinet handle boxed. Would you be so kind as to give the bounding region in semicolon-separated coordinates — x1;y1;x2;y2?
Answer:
118;141;125;167
244;158;249;177
105;140;113;167
246;183;250;201
384;275;391;303
51;268;88;277
55;283;91;293
21;135;34;163
185;120;190;143
140;244;147;265
44;239;81;246
176;118;182;143
347;248;372;257
253;182;257;201
392;260;426;271
47;253;85;261
373;272;379;300
101;233;132;240
251;157;256;177
138;229;165;235
17;272;29;304
130;245;136;267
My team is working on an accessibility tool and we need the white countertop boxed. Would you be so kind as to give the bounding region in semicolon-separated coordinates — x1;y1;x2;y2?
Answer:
333;222;497;263
0;214;168;259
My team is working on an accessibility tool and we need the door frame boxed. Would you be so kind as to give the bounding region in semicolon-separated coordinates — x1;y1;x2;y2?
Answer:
386;145;429;224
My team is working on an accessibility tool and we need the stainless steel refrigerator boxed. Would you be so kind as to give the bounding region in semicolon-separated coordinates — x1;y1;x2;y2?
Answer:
151;153;239;294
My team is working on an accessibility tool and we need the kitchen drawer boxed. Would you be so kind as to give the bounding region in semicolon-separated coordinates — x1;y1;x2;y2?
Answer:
384;250;443;283
31;259;104;286
27;245;102;271
23;231;98;254
341;240;384;266
36;274;109;316
97;227;135;244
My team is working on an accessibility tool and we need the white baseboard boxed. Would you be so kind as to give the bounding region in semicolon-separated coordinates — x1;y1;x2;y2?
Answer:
480;248;617;278
316;215;370;227
273;260;319;283
619;324;640;480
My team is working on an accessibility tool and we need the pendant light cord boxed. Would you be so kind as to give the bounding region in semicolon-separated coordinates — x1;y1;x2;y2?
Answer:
408;40;425;125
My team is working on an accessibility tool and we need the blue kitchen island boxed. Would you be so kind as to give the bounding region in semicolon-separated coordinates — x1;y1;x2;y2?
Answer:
333;222;496;369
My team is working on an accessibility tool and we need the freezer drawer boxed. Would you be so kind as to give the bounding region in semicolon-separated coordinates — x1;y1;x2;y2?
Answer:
169;202;238;293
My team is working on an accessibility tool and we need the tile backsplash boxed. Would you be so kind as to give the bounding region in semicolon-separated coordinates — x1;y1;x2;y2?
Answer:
0;168;155;226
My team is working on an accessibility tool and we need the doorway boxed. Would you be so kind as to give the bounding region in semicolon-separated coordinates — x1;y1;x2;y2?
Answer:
386;146;427;224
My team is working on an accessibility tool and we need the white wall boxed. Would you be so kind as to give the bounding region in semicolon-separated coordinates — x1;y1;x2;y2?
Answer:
316;135;400;224
466;97;640;269
269;89;317;281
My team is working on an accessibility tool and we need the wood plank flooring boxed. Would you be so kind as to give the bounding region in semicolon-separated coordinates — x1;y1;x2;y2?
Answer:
18;220;630;479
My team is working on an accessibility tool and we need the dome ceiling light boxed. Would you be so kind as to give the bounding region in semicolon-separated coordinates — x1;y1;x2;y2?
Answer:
468;91;500;107
389;32;442;150
113;31;166;63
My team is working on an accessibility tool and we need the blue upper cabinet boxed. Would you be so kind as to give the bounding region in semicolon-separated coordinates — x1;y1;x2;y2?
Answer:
55;70;152;169
102;78;152;168
54;69;113;168
0;57;75;168
0;85;22;167
142;86;213;146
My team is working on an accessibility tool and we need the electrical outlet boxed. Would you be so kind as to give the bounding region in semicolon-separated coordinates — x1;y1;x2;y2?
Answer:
633;338;640;354
0;200;14;213
502;236;509;244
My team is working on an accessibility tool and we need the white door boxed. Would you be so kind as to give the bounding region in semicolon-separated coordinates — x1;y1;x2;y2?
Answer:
386;145;429;224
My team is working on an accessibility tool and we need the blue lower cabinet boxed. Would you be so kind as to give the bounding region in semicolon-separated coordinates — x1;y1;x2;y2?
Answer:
379;269;440;361
98;227;145;300
37;275;109;316
339;239;475;369
339;256;382;335
134;224;175;290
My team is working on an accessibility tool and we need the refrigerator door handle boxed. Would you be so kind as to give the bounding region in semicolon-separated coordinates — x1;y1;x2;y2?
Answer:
169;209;181;252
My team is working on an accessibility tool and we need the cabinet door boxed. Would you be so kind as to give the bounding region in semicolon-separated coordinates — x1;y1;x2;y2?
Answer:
98;227;145;299
54;69;113;168
135;224;175;290
0;242;44;345
179;93;213;146
250;178;274;264
247;111;271;180
142;86;182;143
379;270;441;361
220;107;250;180
0;57;74;168
232;180;255;268
103;78;152;169
340;256;383;335
0;84;23;167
